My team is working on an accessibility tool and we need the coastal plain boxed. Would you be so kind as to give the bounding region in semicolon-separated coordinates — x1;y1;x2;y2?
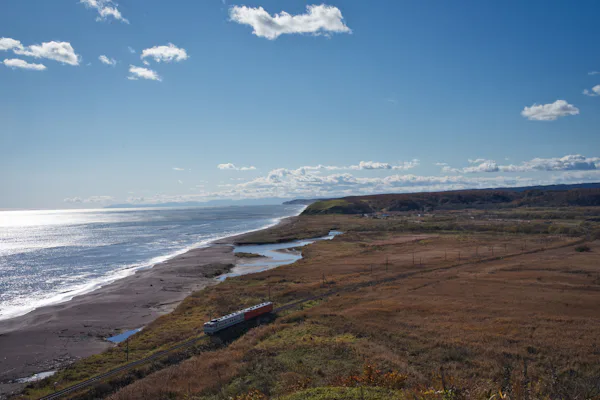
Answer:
12;204;600;400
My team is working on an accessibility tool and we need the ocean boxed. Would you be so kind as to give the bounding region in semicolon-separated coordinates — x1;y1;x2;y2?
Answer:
0;204;304;321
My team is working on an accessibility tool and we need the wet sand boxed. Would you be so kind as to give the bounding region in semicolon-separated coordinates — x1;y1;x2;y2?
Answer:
0;243;235;393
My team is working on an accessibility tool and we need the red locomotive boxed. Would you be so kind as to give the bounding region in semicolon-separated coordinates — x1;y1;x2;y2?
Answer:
203;302;273;335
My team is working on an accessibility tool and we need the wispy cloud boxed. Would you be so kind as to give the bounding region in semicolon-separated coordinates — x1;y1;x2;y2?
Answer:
3;58;46;71
521;100;579;121
98;55;116;66
120;160;600;205
172;167;186;171
229;4;352;40
141;43;188;63
80;0;129;23
217;163;257;171
588;71;600;76
501;155;600;172
64;195;115;203
295;160;420;172
583;85;600;97
128;65;161;81
440;155;600;174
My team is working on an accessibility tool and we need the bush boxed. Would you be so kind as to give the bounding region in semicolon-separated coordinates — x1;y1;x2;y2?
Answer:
575;245;591;252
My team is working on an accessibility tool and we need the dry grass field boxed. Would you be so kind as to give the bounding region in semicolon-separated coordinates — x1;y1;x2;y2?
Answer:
22;210;600;399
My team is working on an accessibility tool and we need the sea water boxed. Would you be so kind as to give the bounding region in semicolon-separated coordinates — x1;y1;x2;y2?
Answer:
0;204;304;321
219;230;343;280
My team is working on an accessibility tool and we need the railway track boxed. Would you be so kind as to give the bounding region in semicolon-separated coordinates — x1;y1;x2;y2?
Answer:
39;239;581;399
38;335;208;400
37;274;425;399
38;294;338;400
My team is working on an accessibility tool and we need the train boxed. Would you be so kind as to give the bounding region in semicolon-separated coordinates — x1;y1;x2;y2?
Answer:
203;302;274;335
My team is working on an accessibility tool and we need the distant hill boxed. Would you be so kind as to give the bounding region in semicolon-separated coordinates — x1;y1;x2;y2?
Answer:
282;198;332;206
488;182;600;192
302;183;600;215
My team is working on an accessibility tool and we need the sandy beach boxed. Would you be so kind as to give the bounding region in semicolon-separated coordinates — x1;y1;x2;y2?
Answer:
0;240;244;396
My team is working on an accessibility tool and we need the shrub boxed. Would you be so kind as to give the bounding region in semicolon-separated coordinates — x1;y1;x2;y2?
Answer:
233;389;268;400
333;364;408;390
575;245;591;252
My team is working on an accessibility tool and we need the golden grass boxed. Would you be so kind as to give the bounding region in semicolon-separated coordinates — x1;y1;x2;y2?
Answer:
21;211;600;399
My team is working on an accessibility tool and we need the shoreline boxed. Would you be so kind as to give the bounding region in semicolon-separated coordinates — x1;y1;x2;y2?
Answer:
0;208;304;323
0;214;299;396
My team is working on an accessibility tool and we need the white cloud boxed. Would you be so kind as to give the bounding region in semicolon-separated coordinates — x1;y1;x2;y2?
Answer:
295;160;420;172
64;195;114;203
80;0;129;23
198;169;533;201
119;161;600;205
363;160;420;170
217;163;257;171
218;163;237;170
0;37;22;51
15;41;80;66
521;100;579;121
3;58;46;71
463;160;499;173
501;155;600;172
98;55;116;66
128;46;136;54
217;160;419;173
589;71;600;76
128;65;161;81
554;170;600;182
468;158;486;164
141;43;188;63
583;85;600;97
229;4;352;40
172;167;185;171
441;154;600;174
1;38;80;66
436;159;499;173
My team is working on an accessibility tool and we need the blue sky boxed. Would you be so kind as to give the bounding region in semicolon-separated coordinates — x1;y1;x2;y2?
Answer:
1;0;600;209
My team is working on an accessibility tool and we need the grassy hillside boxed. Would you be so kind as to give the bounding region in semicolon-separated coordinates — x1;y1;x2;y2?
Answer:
303;188;600;215
300;199;373;215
